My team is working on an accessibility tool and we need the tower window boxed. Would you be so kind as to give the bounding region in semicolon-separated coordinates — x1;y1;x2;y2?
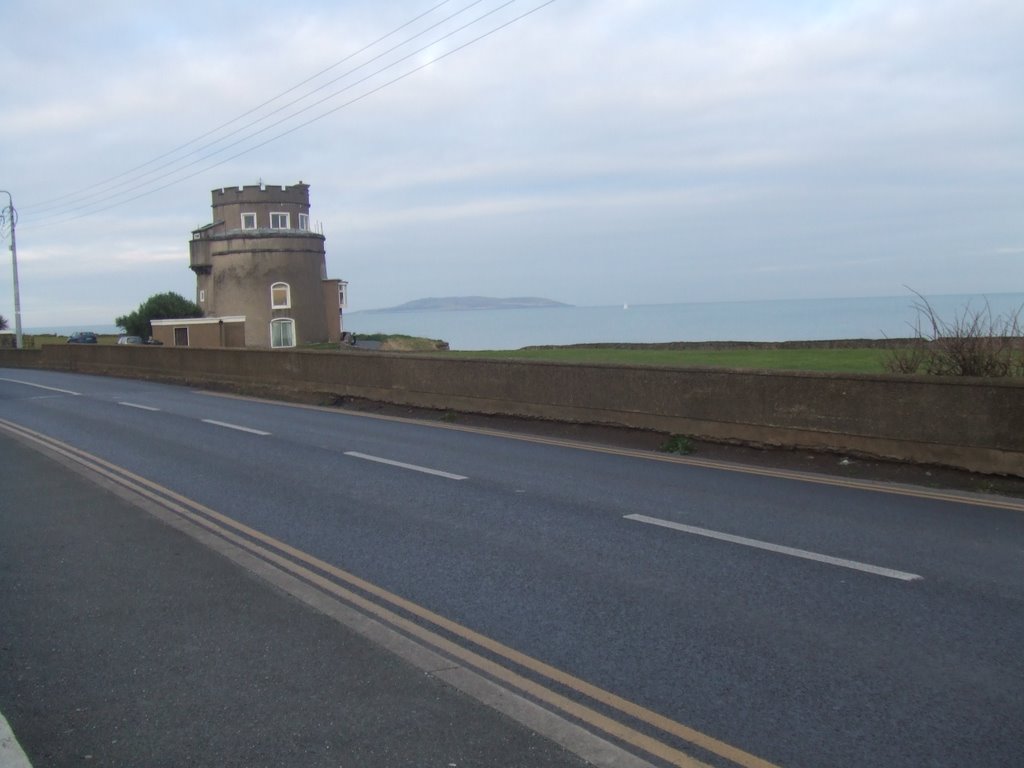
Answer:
271;318;295;348
298;213;309;231
241;212;257;229
270;212;290;229
271;282;291;309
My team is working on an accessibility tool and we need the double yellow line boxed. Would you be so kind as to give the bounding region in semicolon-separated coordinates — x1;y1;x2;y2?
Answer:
1;416;780;768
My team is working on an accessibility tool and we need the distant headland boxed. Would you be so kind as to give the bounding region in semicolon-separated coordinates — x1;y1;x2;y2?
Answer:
365;296;571;313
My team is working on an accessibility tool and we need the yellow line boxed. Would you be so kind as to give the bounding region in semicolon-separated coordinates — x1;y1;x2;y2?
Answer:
198;390;1024;513
0;417;781;768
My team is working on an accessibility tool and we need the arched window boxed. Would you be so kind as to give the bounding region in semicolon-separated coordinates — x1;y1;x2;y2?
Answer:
270;282;291;309
270;318;295;348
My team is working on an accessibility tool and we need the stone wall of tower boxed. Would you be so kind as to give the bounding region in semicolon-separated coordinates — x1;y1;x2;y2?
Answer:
210;183;313;233
188;182;338;348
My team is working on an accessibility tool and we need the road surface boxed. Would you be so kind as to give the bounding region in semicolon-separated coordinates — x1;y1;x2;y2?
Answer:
1;368;1022;768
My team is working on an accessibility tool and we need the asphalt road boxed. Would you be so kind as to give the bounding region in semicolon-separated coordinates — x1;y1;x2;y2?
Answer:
0;429;601;768
1;368;1022;768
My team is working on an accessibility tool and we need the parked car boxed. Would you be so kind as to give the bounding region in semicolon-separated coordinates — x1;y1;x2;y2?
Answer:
67;332;98;344
142;337;163;345
117;335;143;345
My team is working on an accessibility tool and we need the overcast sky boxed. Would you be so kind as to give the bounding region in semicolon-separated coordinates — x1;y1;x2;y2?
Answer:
1;0;1022;328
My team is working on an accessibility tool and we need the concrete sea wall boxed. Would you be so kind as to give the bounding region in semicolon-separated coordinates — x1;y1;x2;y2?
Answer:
2;345;1021;477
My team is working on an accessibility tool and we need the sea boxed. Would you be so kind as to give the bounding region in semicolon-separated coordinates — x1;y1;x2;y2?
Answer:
342;293;1024;351
23;293;1024;351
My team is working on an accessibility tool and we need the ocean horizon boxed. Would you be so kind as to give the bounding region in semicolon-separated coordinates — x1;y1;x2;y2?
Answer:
343;292;1024;351
22;292;1024;351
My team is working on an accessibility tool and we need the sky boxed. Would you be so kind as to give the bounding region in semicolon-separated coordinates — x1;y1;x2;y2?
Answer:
1;0;1022;328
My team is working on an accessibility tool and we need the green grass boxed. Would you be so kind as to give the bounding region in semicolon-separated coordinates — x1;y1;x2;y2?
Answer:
659;434;696;454
22;333;122;347
305;334;449;352
439;347;891;374
9;330;888;374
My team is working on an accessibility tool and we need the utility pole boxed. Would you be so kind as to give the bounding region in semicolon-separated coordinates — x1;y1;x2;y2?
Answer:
1;190;21;349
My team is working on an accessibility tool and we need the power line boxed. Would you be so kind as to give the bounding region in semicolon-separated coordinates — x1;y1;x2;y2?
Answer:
28;0;494;219
27;0;556;229
21;1;457;214
34;1;517;223
0;204;17;239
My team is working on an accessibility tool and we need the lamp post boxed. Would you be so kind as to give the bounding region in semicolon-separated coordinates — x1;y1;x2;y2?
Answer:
1;190;21;349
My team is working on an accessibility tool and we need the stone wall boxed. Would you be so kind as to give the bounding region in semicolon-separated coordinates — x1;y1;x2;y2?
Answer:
2;346;1021;476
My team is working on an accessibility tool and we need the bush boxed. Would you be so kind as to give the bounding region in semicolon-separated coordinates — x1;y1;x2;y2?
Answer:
116;292;202;338
659;435;696;455
884;290;1024;377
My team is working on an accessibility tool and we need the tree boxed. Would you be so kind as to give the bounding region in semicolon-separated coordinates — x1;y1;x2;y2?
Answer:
0;314;7;331
116;292;202;338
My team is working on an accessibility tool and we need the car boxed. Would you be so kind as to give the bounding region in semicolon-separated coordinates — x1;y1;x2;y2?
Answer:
117;335;143;345
142;337;164;345
67;332;98;344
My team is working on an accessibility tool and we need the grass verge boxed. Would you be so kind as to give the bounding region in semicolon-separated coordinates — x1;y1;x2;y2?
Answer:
439;347;891;374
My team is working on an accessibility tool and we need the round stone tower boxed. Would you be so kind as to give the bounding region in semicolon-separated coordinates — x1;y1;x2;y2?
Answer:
188;182;343;348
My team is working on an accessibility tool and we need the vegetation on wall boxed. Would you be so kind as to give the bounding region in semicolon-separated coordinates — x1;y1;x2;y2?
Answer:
116;292;202;338
883;290;1023;377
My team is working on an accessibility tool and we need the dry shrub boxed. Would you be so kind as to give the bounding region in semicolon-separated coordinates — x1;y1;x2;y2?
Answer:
884;290;1024;377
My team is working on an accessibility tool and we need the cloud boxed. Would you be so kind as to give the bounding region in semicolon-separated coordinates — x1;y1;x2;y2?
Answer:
751;256;890;275
1;0;1022;325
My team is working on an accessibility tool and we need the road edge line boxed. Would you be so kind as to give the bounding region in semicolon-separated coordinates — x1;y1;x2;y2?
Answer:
0;712;32;768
